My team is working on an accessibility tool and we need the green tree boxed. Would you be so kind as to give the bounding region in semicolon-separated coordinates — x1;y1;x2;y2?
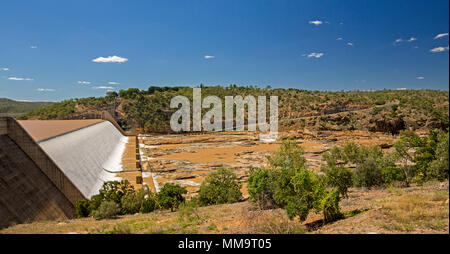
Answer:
98;180;135;205
75;199;91;218
322;146;345;166
286;168;325;221
322;166;353;198
414;129;447;180
393;139;415;187
247;168;280;209
106;91;118;99
248;140;344;223
429;131;449;180
157;183;187;212
267;140;307;170
354;157;383;187
198;168;242;206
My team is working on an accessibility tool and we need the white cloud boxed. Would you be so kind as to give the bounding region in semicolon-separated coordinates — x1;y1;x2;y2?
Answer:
408;37;417;42
416;76;425;80
394;38;403;44
306;52;324;58
434;33;449;40
108;81;120;85
396;88;407;90
339;22;344;25
309;20;323;26
347;42;354;46
92;86;114;90
430;46;449;53
77;81;91;85
8;77;33;81
30;46;37;49
204;55;215;59
92;55;128;63
0;68;9;71
37;88;55;92
336;37;343;41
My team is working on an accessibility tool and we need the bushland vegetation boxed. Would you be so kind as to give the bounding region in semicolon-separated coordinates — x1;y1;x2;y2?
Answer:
18;86;449;133
248;140;346;223
76;180;188;219
247;129;449;223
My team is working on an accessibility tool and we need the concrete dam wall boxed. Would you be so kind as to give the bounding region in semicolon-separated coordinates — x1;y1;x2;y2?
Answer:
0;135;75;228
0;116;133;228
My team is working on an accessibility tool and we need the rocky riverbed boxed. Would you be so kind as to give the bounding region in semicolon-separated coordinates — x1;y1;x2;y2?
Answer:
138;130;397;198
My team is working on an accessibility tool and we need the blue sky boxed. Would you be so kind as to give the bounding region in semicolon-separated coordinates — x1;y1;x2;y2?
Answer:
0;0;448;101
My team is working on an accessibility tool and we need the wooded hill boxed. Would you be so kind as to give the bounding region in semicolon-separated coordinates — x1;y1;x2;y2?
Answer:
0;98;53;114
17;86;449;134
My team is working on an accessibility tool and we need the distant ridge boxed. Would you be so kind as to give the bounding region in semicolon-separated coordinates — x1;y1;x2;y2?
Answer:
0;98;53;114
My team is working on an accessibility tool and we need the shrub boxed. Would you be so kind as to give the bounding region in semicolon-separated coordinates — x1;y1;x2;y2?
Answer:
98;180;135;204
323;166;353;198
75;199;91;218
381;166;405;184
88;194;103;214
77;181;161;217
354;157;383;187
120;192;141;215
322;142;383;167
371;107;383;115
322;146;345;166
157;183;187;211
284;195;311;222
248;140;346;224
92;201;121;220
247;168;279;209
140;192;157;213
271;166;298;207
267;140;307;170
320;189;343;223
357;145;383;163
287;168;325;221
198;168;242;206
342;142;360;163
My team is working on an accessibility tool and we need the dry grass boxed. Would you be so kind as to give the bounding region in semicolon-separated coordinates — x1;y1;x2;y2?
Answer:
236;208;306;234
379;191;449;232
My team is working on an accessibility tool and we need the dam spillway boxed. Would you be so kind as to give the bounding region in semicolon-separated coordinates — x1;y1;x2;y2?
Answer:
36;121;126;198
0;116;137;228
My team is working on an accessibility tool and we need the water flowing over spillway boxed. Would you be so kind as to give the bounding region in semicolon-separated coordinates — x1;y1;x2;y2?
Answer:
38;121;126;198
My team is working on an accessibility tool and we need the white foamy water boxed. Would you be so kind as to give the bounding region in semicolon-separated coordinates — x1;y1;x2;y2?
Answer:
39;121;125;198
